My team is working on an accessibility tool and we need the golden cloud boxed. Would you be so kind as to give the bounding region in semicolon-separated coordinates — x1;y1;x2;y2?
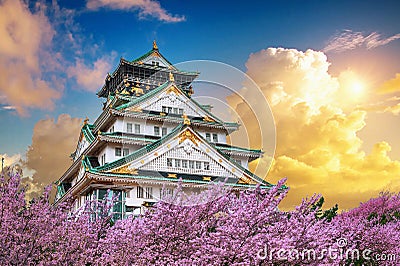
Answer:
23;114;82;199
230;47;400;210
378;73;400;94
0;0;62;115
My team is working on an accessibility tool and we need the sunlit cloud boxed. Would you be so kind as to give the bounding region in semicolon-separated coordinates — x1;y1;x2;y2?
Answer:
377;73;400;94
228;47;400;210
323;29;400;53
86;0;185;22
22;114;82;198
357;96;400;116
0;0;62;115
67;53;115;92
383;103;400;116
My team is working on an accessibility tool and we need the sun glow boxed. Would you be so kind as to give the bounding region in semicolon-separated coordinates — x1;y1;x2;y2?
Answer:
351;81;365;95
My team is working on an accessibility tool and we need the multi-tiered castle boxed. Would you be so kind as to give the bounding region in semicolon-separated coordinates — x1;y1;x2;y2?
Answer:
55;41;272;218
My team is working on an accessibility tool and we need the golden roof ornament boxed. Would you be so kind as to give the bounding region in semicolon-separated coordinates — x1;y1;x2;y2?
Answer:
83;117;89;125
182;113;190;125
169;72;175;82
153;40;158;50
188;85;194;97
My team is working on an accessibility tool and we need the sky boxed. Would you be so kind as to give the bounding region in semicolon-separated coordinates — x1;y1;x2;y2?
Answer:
1;0;400;209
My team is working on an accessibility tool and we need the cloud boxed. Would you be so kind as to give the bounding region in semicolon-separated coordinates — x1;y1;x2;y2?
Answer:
357;96;400;116
86;0;185;22
23;114;82;198
323;29;400;53
383;103;400;115
0;0;62;115
67;54;114;92
377;73;400;94
228;47;400;210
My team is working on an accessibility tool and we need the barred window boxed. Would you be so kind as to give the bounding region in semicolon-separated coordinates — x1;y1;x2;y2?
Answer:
154;126;160;136
137;186;144;198
212;133;218;142
127;123;132;133
167;158;173;167
206;133;211;142
134;124;140;134
145;187;153;199
196;161;202;169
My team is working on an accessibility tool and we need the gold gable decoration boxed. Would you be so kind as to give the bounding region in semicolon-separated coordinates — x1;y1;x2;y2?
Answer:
151;51;161;58
166;85;181;95
109;165;138;175
176;129;201;146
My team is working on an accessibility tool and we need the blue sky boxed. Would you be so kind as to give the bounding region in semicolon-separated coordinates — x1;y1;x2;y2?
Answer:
2;0;399;155
1;0;400;208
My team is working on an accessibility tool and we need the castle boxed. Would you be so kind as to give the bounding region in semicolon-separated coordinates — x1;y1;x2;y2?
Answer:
55;41;272;218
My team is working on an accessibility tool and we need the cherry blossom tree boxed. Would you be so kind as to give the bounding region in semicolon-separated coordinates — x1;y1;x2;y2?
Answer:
0;171;399;265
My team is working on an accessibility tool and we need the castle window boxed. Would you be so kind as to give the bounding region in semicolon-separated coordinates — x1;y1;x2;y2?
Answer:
145;187;153;199
206;133;211;142
196;161;202;169
134;124;140;134
167;158;173;167
137;186;144;198
127;123;132;133
162;106;167;113
213;133;218;142
204;162;210;170
173;107;178;114
175;159;181;167
115;147;122;157
162;127;167;136
154;126;160;136
100;154;106;165
123;148;129;156
189;161;194;169
182;160;188;168
160;188;173;199
178;108;184;115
